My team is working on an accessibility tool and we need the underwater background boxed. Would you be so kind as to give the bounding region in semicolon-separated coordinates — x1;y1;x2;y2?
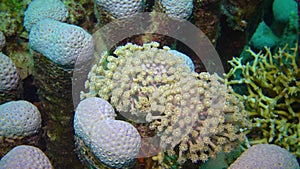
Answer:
0;0;299;168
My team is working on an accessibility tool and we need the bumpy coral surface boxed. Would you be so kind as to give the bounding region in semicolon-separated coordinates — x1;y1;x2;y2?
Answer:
169;50;195;71
152;72;251;166
95;0;144;18
159;0;193;19
225;45;300;157
228;144;300;169
29;19;94;67
74;97;141;168
89;119;141;168
82;42;251;166
24;0;68;31
0;52;20;92
0;145;53;169
74;97;116;142
0;31;5;50
0;100;41;139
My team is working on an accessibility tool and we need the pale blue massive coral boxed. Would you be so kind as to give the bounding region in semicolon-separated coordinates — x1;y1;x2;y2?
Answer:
0;145;53;169
0;100;41;139
24;0;68;31
29;19;94;67
159;0;193;19
74;97;141;168
95;0;144;18
0;53;20;92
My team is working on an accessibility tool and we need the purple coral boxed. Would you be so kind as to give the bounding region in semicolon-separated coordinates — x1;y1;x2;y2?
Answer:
0;100;41;139
229;144;300;169
0;145;53;168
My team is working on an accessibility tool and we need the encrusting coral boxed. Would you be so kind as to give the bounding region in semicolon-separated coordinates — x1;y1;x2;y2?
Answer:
224;44;300;157
82;42;251;168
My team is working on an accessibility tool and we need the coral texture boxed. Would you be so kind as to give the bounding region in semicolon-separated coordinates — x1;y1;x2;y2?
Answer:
89;119;141;168
0;31;5;50
0;145;53;169
74;97;141;168
225;45;300;157
158;0;193;19
0;52;20;92
24;0;68;31
95;0;144;19
29;19;94;67
229;144;300;169
0;100;41;139
169;50;195;71
74;97;116;144
82;42;250;167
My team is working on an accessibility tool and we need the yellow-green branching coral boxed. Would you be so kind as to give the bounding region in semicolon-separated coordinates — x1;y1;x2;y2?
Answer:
224;44;300;157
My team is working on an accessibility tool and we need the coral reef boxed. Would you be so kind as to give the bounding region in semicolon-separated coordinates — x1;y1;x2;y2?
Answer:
239;0;298;63
224;45;300;157
193;0;222;45
0;0;32;37
82;42;250;168
221;0;264;32
23;0;68;31
61;0;96;32
27;9;93;167
32;50;83;169
29;19;94;68
5;41;34;80
154;0;193;20
228;144;300;169
249;21;279;50
0;145;53;169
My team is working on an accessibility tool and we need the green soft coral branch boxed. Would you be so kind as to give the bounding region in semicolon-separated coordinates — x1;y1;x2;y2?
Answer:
225;44;300;157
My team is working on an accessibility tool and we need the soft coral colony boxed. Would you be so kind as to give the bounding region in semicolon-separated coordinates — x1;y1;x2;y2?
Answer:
81;42;251;168
224;44;300;157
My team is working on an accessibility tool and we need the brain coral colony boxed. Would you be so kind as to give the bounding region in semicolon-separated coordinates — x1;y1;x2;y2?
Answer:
81;42;251;168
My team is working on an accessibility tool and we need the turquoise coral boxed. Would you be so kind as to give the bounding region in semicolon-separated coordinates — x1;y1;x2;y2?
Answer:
24;0;68;31
29;19;94;67
224;45;300;157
